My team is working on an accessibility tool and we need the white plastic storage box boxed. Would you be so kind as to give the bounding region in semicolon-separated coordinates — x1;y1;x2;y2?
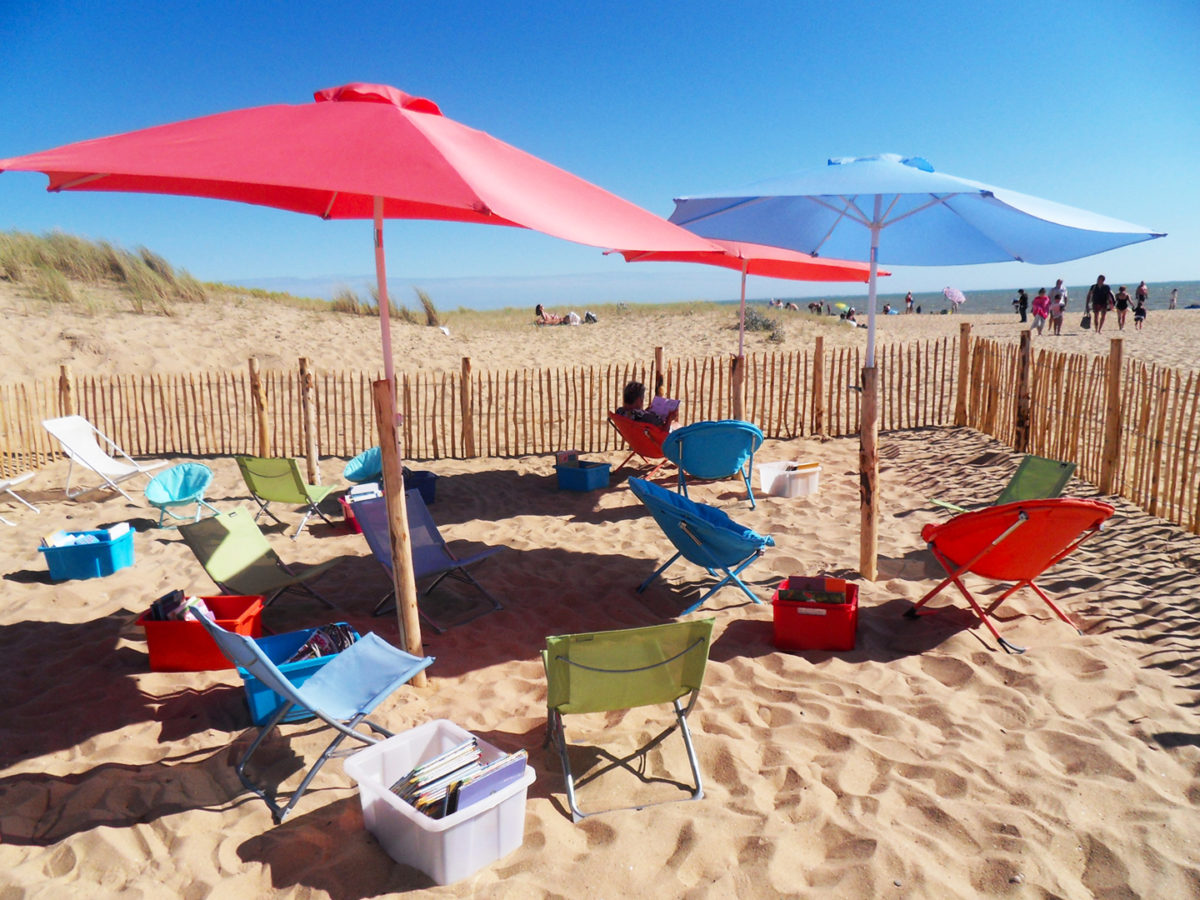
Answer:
343;719;536;885
758;460;821;498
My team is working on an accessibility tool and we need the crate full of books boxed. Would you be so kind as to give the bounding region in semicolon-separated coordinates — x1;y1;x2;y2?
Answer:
343;719;535;885
772;576;859;651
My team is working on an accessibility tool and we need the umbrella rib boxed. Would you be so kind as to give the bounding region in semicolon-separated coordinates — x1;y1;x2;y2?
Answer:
322;192;339;219
670;195;765;226
55;173;110;191
879;193;966;230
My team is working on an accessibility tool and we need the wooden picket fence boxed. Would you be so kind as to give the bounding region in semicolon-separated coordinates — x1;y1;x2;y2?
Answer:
2;329;1198;533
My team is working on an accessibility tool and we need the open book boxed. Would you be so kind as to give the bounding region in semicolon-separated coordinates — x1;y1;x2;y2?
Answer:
648;396;680;418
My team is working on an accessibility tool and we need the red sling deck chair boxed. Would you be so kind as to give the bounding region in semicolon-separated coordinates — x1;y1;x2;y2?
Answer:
905;497;1115;654
608;412;671;477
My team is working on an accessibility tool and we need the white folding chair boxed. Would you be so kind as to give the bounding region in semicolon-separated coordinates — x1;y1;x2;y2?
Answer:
0;472;39;526
42;415;166;501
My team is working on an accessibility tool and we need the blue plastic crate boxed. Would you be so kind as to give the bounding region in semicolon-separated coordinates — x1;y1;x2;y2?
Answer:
407;469;437;505
555;461;610;492
38;526;134;581
238;625;360;724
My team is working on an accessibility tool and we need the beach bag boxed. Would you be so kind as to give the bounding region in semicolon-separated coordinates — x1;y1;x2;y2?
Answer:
1080;314;1091;330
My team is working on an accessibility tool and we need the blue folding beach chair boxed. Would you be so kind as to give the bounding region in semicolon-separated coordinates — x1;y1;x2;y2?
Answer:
630;477;774;616
661;419;764;508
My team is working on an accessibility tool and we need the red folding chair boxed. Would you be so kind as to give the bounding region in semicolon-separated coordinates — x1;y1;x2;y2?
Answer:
608;411;671;478
905;497;1115;654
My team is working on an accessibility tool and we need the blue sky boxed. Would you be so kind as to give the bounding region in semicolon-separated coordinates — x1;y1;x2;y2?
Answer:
2;0;1197;309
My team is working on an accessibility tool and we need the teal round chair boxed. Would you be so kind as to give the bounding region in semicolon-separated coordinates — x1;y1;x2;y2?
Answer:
343;446;382;484
145;462;220;527
661;420;765;508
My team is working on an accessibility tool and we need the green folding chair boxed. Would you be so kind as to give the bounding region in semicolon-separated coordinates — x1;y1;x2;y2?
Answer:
235;456;337;539
178;507;337;607
542;618;714;821
931;454;1076;514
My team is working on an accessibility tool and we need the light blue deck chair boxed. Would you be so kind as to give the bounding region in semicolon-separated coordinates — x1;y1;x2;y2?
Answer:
630;477;774;616
342;446;382;484
543;618;715;821
352;491;503;631
195;614;433;824
144;462;220;526
661;420;764;508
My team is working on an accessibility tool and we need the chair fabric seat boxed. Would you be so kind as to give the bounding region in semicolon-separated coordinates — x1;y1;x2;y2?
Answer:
661;419;764;507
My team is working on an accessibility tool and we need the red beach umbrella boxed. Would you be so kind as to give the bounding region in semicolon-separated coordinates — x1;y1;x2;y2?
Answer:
0;82;718;662
610;237;887;357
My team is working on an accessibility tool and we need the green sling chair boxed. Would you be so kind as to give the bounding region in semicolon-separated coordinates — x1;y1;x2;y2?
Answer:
543;618;715;821
932;454;1076;514
178;508;337;607
235;455;337;540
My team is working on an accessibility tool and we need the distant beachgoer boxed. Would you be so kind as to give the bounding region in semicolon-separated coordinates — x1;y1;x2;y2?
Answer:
1017;289;1029;323
1136;281;1149;307
1087;275;1115;334
1133;295;1147;331
905;291;914;313
535;303;563;325
916;304;922;314
1054;279;1069;311
1031;288;1051;334
1114;285;1131;330
1170;288;1178;310
883;303;892;315
1049;292;1065;335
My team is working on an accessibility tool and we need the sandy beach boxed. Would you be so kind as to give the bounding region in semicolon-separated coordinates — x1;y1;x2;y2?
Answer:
1;292;1199;898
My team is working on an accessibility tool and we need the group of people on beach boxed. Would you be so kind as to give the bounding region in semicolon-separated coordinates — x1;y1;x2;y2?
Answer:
1013;277;1178;336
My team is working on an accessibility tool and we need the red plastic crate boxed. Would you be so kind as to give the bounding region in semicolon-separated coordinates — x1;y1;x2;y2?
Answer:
772;577;858;651
137;595;265;672
338;495;362;533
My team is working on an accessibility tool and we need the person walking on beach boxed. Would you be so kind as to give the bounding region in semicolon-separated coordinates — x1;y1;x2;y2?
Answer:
1049;291;1066;335
1087;275;1115;334
1055;278;1069;311
1133;293;1147;330
1017;289;1029;323
1136;281;1149;308
1114;285;1132;330
905;291;914;314
1031;288;1051;334
1170;288;1178;310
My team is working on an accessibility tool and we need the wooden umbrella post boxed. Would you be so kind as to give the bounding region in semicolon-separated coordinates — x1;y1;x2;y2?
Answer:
372;378;426;686
859;365;879;581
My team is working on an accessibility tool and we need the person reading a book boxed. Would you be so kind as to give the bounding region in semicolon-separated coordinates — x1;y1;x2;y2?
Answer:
615;380;679;429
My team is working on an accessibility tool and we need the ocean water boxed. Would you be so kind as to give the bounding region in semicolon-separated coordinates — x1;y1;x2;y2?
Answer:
774;280;1200;316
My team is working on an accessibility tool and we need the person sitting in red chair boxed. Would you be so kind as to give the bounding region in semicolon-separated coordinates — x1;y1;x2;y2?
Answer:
615;381;679;429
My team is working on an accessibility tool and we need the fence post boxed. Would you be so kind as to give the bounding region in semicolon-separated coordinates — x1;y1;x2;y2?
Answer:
731;355;745;421
461;357;474;458
372;379;426;688
812;336;825;436
248;358;269;457
1100;337;1125;494
1013;330;1032;452
58;365;74;416
954;322;971;427
299;358;319;483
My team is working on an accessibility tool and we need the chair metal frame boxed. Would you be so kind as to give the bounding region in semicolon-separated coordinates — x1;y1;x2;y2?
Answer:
235;455;336;539
196;616;433;823
0;472;39;526
906;497;1114;654
542;619;714;822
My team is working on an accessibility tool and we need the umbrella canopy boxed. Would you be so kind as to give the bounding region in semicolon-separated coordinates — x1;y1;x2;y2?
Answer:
0;81;719;664
608;238;884;356
943;286;967;309
669;153;1166;365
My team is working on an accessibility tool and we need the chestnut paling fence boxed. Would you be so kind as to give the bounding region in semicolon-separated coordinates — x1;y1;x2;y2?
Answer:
2;328;1197;534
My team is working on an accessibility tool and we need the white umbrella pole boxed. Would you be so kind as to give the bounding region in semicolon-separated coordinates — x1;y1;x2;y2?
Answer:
372;197;424;674
865;197;882;367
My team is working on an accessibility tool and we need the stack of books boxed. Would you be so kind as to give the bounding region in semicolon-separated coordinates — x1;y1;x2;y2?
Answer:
389;737;527;820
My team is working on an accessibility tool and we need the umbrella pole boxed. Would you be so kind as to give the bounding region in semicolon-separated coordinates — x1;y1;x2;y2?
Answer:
733;263;747;420
860;209;882;582
373;199;425;677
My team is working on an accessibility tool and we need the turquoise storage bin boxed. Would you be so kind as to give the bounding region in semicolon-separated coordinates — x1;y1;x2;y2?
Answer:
555;461;610;492
39;526;134;581
238;624;360;724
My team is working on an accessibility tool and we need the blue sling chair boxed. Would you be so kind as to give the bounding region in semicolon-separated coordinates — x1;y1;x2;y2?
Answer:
661;419;764;508
630;477;774;616
196;614;433;824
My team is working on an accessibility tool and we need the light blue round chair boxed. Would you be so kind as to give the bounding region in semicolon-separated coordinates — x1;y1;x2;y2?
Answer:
145;462;220;527
342;446;383;484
